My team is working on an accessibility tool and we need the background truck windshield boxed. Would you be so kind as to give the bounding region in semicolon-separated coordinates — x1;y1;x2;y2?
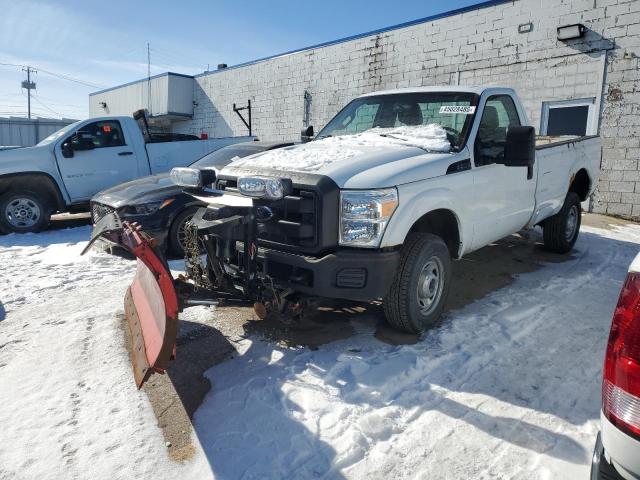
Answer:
317;92;479;151
36;121;82;146
190;143;263;168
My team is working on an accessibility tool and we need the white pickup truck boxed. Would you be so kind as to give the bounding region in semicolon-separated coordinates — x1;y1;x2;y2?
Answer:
0;111;252;233
86;86;601;387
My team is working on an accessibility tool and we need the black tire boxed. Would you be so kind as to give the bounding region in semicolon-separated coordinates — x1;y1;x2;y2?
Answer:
168;207;199;257
542;192;581;254
0;190;51;234
383;233;452;333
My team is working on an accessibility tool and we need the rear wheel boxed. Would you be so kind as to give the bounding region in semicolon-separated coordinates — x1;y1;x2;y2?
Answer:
168;207;199;257
543;192;581;254
0;191;51;233
383;233;451;333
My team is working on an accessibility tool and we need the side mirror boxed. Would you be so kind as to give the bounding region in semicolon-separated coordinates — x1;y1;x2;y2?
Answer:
61;142;74;158
301;125;314;143
504;126;535;179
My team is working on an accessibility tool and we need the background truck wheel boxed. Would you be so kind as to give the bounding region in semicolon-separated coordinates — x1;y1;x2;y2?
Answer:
383;233;452;334
0;191;51;234
543;192;581;254
168;207;199;257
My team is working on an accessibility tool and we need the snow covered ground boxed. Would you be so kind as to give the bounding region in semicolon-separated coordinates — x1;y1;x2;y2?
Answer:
1;216;639;479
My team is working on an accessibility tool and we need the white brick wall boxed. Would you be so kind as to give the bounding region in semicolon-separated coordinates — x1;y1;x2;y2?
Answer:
172;0;640;219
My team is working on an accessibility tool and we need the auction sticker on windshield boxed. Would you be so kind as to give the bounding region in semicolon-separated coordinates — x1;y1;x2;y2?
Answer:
439;106;476;114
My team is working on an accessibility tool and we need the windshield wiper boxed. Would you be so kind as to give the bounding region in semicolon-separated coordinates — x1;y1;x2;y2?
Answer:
378;133;400;140
378;133;453;154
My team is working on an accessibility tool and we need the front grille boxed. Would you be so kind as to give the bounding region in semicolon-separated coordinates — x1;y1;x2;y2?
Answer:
91;202;115;224
218;179;318;250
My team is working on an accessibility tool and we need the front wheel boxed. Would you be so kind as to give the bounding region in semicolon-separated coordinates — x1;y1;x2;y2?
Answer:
383;233;452;334
168;207;199;257
542;192;581;254
0;191;51;233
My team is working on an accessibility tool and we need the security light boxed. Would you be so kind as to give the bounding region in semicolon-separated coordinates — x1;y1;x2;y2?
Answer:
557;24;585;41
518;23;533;34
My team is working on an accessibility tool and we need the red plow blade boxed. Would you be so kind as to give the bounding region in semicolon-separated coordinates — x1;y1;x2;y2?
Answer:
83;214;178;388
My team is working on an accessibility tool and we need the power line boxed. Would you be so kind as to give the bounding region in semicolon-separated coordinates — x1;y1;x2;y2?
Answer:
36;67;105;89
64;45;149;78
0;62;25;68
31;95;64;118
149;48;206;71
0;62;105;89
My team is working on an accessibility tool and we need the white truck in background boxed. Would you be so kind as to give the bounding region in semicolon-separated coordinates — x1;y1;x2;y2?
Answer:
0;110;253;233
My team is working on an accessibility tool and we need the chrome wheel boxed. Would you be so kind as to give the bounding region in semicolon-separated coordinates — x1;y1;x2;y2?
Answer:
565;205;579;241
176;214;195;252
416;256;445;315
5;197;41;229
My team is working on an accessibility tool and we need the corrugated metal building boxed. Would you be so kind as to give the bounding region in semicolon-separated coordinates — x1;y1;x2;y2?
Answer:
89;0;640;219
0;117;77;147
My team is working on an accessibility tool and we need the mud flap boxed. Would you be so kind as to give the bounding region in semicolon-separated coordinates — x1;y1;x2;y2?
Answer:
82;213;178;388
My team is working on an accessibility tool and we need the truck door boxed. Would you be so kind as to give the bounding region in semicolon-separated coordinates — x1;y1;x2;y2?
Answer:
55;120;140;201
471;95;536;249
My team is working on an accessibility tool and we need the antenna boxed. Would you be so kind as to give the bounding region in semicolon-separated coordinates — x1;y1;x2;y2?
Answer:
147;42;151;114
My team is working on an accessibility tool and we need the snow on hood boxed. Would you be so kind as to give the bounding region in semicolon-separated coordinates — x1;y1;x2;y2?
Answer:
229;124;451;173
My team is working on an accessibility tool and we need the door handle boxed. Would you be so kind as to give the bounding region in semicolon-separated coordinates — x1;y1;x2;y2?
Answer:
118;151;134;156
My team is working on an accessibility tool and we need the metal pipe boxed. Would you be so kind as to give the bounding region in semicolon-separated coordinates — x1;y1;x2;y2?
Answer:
183;299;219;306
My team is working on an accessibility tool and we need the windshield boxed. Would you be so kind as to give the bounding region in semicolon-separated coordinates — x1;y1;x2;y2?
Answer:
317;92;479;151
190;144;262;168
36;121;82;146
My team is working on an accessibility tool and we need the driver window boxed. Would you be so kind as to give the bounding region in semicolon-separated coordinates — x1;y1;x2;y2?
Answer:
73;121;126;149
475;95;520;166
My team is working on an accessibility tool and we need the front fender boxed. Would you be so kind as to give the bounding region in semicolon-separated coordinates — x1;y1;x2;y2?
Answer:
380;177;472;256
0;145;70;204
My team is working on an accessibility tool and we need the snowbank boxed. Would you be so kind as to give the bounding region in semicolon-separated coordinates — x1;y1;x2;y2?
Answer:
229;124;451;172
1;219;638;479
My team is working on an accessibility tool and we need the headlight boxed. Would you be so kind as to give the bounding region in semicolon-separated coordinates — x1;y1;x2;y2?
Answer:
124;200;164;216
170;167;202;188
340;189;398;247
238;176;287;200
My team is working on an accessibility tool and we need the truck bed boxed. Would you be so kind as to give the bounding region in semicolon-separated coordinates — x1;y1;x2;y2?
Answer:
531;135;601;226
535;135;599;149
145;136;255;174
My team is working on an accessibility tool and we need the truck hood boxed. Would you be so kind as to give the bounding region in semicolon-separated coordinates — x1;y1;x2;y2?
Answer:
93;173;181;208
0;144;47;161
222;127;464;188
0;144;56;174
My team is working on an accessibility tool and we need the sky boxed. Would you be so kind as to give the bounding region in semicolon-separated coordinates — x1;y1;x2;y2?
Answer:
0;0;484;120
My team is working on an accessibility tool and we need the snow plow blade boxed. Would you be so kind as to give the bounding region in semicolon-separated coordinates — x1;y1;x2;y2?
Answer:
82;213;178;388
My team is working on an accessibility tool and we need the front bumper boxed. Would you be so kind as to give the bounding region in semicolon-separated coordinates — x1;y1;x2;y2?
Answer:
258;247;400;301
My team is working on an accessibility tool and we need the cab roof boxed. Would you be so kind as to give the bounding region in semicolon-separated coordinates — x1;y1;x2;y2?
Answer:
358;86;514;97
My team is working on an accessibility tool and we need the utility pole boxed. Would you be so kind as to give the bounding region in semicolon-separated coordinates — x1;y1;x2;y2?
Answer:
147;42;151;114
21;66;36;119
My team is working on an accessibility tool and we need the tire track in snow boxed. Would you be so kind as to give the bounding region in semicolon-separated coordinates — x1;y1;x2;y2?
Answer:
332;227;631;478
